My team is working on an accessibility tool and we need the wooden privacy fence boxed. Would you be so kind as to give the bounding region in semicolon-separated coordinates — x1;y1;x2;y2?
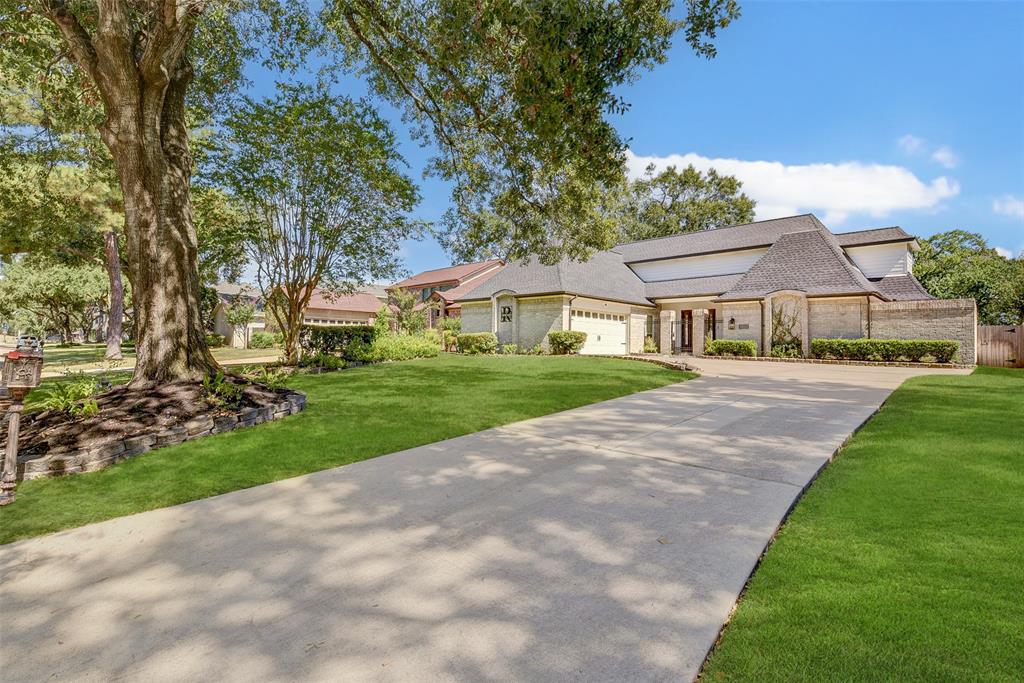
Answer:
977;325;1024;368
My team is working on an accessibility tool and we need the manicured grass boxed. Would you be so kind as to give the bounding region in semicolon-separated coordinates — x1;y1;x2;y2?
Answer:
0;354;689;543
34;343;281;374
702;366;1024;682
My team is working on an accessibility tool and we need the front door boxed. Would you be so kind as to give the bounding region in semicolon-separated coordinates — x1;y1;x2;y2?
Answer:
679;311;693;353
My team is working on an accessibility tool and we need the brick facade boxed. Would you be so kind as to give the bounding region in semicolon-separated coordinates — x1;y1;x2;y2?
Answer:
870;298;977;364
809;298;869;340
720;302;763;353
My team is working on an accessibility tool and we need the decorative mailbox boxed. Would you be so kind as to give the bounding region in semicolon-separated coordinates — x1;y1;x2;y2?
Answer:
2;349;43;391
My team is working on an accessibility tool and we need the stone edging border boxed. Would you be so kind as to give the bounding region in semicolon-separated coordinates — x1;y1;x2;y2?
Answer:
20;390;307;481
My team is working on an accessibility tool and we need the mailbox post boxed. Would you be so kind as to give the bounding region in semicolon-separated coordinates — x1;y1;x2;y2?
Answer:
1;338;43;506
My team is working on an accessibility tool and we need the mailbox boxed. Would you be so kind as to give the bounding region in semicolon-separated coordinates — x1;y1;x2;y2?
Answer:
2;350;43;391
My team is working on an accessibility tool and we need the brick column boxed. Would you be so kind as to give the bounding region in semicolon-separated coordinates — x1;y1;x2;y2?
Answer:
658;309;675;354
692;309;706;356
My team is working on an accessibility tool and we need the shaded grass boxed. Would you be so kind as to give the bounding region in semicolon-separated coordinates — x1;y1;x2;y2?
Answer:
35;343;281;373
1;354;689;544
701;366;1024;682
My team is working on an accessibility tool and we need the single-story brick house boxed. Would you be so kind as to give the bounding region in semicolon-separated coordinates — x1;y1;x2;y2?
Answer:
456;214;978;363
392;259;505;327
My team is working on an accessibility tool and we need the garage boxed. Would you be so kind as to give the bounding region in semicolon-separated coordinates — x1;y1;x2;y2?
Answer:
570;309;628;355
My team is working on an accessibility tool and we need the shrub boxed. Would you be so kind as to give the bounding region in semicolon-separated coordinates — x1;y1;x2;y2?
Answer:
458;332;498;355
705;339;757;357
548;330;587;355
501;343;519;355
364;333;441;362
299;325;375;360
38;373;100;416
770;341;802;358
643;335;658;353
205;333;227;348
249;331;277;349
241;365;294;388
202;371;243;409
298;353;347;371
810;338;959;363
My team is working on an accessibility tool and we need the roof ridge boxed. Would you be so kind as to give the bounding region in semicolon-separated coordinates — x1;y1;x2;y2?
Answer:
613;213;818;248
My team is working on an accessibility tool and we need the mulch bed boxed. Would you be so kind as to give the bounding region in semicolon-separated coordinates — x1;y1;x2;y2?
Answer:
2;376;296;475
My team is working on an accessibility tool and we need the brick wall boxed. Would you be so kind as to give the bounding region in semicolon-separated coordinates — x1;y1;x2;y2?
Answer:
870;298;977;364
809;298;868;340
460;302;491;334
517;297;567;351
629;311;648;353
720;302;763;353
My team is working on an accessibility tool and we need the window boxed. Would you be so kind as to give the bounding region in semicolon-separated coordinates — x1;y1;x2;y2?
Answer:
500;305;512;323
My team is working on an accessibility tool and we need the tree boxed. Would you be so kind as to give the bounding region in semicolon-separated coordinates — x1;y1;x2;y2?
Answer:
2;0;315;385
326;0;741;262
224;298;256;348
0;260;109;343
211;84;419;363
618;163;756;242
914;230;1024;325
386;287;430;336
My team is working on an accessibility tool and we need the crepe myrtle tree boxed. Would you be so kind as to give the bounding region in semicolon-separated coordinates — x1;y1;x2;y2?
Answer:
210;84;420;364
3;0;315;385
325;0;741;263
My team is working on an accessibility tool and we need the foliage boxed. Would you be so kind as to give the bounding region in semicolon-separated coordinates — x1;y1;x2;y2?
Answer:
618;164;756;242
201;371;243;409
37;373;99;413
210;83;420;363
458;332;498;355
913;230;1024;325
372;305;393;338
548;330;588;355
643;335;658;353
0;259;108;343
358;333;441;362
298;325;376;360
770;302;802;355
387;287;430;335
439;316;462;352
809;338;959;363
502;343;519;355
769;342;802;358
240;365;293;389
325;0;740;262
705;339;757;357
191;186;252;286
298;352;347;372
249;331;279;349
205;334;227;349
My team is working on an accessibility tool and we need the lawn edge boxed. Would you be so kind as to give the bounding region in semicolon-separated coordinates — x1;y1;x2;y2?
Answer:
693;385;898;682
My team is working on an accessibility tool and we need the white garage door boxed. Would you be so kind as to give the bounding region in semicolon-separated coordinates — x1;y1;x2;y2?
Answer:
570;309;627;355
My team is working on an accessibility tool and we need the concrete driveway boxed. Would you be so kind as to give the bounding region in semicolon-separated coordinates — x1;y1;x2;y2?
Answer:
0;359;967;682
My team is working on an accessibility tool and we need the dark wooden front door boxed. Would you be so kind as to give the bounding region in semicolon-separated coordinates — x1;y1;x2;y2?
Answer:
680;311;693;352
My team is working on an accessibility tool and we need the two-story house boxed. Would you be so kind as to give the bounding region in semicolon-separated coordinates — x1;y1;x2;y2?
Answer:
392;259;505;327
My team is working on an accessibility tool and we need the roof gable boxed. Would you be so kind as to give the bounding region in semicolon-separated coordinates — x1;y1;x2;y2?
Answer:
393;259;504;288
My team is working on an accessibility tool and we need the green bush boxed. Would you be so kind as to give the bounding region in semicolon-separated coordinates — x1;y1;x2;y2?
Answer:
705;339;757;357
458;332;498;355
810;338;959;363
548;330;587;355
643;335;658;353
38;373;99;414
501;343;519;355
249;331;277;349
205;333;227;348
770;341;802;358
363;333;441;362
298;352;347;371
202;371;243;409
299;325;375;360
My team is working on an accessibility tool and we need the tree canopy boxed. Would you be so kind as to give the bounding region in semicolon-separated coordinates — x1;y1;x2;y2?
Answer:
914;230;1024;325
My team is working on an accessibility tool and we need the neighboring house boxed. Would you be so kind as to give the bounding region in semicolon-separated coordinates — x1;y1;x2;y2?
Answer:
302;285;389;326
212;283;265;349
457;214;978;363
392;259;505;327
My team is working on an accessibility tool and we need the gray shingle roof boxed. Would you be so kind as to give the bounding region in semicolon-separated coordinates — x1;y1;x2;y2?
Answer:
644;274;743;300
456;250;652;306
717;228;883;301
869;275;934;301
613;215;915;262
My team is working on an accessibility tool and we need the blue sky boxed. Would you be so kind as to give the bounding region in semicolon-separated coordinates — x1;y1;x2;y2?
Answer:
247;1;1024;277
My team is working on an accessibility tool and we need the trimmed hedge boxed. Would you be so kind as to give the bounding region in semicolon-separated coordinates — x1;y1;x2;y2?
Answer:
810;338;959;363
249;331;280;349
361;334;440;362
548;330;587;355
705;339;757;357
458;332;498;354
299;324;375;360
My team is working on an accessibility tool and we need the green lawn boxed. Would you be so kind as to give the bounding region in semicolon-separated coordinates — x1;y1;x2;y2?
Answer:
702;366;1024;682
0;354;689;544
34;343;281;375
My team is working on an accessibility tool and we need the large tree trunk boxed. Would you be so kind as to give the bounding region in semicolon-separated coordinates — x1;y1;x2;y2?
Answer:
44;0;217;387
103;229;125;360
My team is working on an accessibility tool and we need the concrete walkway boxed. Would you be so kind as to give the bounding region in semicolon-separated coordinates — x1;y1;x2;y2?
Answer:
0;360;967;682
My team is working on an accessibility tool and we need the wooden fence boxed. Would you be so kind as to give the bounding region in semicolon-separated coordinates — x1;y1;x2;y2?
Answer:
977;325;1024;368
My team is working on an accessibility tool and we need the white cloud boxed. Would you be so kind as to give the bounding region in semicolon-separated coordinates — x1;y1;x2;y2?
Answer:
898;134;926;155
931;146;959;169
994;246;1013;258
992;195;1024;220
626;150;960;227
